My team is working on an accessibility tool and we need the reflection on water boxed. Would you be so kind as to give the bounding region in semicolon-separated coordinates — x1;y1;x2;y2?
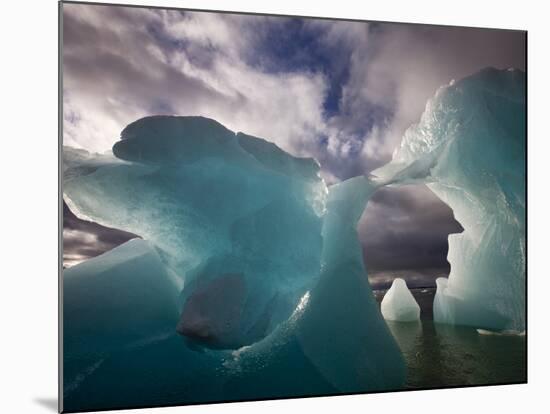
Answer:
375;288;526;389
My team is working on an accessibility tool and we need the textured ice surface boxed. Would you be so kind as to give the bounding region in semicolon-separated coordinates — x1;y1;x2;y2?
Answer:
63;116;405;410
63;238;180;359
373;68;526;331
62;67;525;409
64;116;327;349
381;278;420;322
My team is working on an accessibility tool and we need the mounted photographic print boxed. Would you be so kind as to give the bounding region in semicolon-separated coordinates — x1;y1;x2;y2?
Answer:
60;1;527;412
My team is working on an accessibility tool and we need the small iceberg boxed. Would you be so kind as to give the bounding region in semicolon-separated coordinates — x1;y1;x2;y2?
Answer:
381;278;421;322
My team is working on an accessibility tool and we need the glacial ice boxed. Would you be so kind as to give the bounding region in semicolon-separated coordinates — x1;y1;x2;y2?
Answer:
63;116;328;349
373;68;526;331
381;278;420;322
62;67;525;410
63;116;404;409
63;238;180;360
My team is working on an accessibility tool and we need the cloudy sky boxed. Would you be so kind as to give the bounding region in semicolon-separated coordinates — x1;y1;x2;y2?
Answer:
62;2;525;287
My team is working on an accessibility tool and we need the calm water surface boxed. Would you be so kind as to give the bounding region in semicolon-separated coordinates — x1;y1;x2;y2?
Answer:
374;288;526;388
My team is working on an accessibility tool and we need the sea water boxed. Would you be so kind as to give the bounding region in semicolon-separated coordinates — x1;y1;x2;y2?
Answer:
374;288;526;389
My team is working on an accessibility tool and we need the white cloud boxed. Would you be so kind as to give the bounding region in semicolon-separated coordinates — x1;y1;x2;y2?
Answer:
62;3;525;181
62;4;333;161
348;24;527;166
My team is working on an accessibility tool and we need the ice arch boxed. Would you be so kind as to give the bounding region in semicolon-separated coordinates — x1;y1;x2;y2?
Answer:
61;67;524;409
371;67;526;331
63;120;405;407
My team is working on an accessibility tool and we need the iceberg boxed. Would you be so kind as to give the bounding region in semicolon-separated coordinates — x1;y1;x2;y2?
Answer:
63;116;405;410
372;68;526;331
63;238;181;401
381;278;420;322
62;67;525;410
63;238;180;360
63;116;327;349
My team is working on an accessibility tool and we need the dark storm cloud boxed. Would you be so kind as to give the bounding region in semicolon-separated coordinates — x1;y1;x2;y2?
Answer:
63;201;136;268
61;3;525;276
359;185;464;287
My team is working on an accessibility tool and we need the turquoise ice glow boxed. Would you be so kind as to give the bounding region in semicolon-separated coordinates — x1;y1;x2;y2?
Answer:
373;68;526;331
62;68;525;411
63;116;404;410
